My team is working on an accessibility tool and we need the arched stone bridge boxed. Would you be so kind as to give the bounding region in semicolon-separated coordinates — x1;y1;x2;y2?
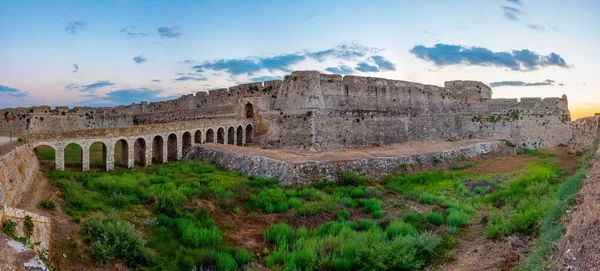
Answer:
24;119;256;171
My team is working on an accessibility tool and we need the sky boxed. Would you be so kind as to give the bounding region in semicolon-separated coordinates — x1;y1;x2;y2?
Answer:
0;0;598;119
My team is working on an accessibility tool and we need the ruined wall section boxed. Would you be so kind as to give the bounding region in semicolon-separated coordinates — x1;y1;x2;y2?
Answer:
572;115;600;146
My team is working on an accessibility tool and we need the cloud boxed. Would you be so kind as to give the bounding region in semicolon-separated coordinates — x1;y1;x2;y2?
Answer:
409;43;570;71
82;80;115;91
506;0;523;5
325;65;355;74
72;64;79;73
0;85;29;98
355;62;379;72
120;25;148;37
501;6;522;21
133;55;148;64
527;24;545;31
489;79;556;87
371;55;396;71
152;79;161;82
250;76;283;82
182;60;197;64
423;31;438;36
174;76;207;81
66;84;80;90
92;88;175;106
193;43;395;76
158;26;182;38
65;21;86;34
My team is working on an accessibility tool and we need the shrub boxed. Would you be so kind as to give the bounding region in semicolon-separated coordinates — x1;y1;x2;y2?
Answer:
24;215;34;238
356;219;379;231
338;171;370;186
234;249;253;265
295;201;336;216
447;226;459;235
288;197;302;208
2;220;17;237
372;210;383;219
350;187;367;198
216;252;238;271
473;186;486;195
246;188;288;213
404;211;421;223
246;175;278;188
417;193;437;204
83;215;150;267
424;211;444;226
152;185;186;216
337;209;351;222
359;198;382;214
264;224;294;246
385;221;418;239
40;199;56;210
175;218;223;248
447;210;470;228
17;137;23;142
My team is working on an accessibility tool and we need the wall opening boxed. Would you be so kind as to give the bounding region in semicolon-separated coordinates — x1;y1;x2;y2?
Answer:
245;124;254;143
227;127;235;145
115;139;129;168
194;130;202;143
89;142;107;171
245;103;254;119
183;132;192;155
34;145;56;169
217;128;225;144
167;133;178;161
65;143;83;171
152;136;164;164
134;138;146;166
236;126;243;146
206;129;215;143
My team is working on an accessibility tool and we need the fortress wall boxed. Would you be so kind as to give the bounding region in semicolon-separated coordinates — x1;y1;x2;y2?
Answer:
572;115;600;146
0;145;40;207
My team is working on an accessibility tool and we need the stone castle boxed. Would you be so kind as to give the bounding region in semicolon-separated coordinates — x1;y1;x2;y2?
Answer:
1;71;573;153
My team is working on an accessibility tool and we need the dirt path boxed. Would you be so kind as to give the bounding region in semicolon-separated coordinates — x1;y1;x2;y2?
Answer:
200;137;505;164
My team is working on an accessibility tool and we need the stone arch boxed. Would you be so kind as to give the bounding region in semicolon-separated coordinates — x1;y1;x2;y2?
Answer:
152;135;165;163
227;126;235;145
246;124;254;143
245;103;254;119
134;138;147;166
236;125;243;146
115;139;129;168
89;141;108;171
206;129;215;143
183;132;192;154
194;130;202;143
217;127;225;144
33;144;56;169
64;142;83;171
167;133;178;161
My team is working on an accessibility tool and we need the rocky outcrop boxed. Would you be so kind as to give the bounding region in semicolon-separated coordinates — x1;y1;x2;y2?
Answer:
186;140;516;185
572;115;600;147
0;233;49;271
0;144;40;207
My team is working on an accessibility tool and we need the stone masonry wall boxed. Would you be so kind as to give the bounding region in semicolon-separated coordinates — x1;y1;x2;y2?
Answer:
0;144;40;207
572;115;600;147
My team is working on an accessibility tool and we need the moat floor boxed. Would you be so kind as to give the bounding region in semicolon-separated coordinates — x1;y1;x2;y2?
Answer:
199;137;504;164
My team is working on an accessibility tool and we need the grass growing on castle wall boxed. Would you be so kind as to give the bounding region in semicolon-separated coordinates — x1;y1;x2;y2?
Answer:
42;147;587;270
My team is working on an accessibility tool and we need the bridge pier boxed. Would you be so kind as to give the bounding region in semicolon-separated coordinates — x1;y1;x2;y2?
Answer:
127;140;135;168
106;144;114;171
55;147;65;171
177;133;183;161
82;148;90;172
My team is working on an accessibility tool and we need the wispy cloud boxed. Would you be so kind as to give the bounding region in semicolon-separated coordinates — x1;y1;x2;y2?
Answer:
193;43;395;76
501;6;522;21
0;85;29;98
249;76;283;82
66;84;79;90
82;88;175;106
120;25;148;37
152;79;161;82
423;31;438;36
527;24;546;31
158;26;182;38
489;79;557;87
65;21;86;34
506;0;523;6
174;76;207;81
355;62;379;72
72;64;79;73
133;55;148;64
325;65;355;74
409;43;570;71
82;80;115;91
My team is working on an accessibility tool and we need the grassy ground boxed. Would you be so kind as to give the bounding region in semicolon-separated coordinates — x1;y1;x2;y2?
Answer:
22;146;590;270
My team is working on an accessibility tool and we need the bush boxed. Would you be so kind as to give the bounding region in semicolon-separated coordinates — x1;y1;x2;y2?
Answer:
356;219;379;231
83;215;150;267
288;197;302;208
338;171;370;186
246;188;288;213
246;175;278;188
216;252;238;271
40;199;56;210
2;220;17;237
17;137;23;142
359;198;382;214
234;249;253;265
473;186;486;195
152;185;186;216
295;201;336;216
264;224;294;247
447;210;470;228
404;211;421;223
424;211;444;226
337;209;351;222
372;210;383;219
385;221;418;239
175;218;223;248
350;187;367;198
